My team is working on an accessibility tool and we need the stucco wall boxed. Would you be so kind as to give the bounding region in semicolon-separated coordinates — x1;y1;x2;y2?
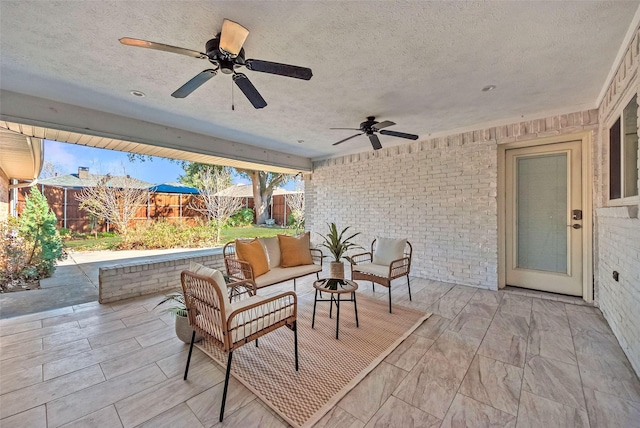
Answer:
306;110;597;289
0;168;9;222
594;27;640;375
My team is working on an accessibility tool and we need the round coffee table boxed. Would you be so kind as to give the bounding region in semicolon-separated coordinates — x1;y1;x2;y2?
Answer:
312;278;359;339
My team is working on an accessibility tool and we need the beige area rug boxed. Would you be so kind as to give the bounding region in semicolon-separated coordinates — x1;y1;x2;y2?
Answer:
196;292;430;427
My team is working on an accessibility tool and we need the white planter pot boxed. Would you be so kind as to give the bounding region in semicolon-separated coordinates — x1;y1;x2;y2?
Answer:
175;314;203;344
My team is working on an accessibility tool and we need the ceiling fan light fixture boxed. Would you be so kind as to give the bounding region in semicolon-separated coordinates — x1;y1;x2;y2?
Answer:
219;19;249;57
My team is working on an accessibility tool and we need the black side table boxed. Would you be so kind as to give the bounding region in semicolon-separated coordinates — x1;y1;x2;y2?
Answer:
312;278;359;339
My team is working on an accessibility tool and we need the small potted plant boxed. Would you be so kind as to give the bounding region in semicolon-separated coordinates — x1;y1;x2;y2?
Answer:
155;292;202;344
318;223;362;279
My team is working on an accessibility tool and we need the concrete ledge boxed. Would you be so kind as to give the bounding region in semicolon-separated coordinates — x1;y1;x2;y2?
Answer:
98;248;225;303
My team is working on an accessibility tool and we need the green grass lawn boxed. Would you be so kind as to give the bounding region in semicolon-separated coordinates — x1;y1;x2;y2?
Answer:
64;226;300;252
63;236;122;251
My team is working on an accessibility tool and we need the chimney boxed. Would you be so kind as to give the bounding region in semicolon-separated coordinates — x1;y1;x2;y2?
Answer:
78;167;89;180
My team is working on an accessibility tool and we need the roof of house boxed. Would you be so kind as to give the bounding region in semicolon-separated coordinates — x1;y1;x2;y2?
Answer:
38;173;152;189
215;183;302;198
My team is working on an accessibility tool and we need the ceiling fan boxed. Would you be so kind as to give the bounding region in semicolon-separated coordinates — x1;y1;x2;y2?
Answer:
331;116;419;150
119;19;312;109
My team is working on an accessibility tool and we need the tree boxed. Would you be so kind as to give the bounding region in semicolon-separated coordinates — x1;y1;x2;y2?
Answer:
188;167;243;243
286;179;305;233
178;162;294;225
39;161;63;179
75;170;150;236
178;162;223;188
17;187;65;278
237;170;293;224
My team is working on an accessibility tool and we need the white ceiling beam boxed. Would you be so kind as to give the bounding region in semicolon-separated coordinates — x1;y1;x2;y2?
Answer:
0;90;312;173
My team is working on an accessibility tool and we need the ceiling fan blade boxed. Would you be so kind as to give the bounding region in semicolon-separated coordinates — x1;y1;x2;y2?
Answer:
245;59;313;80
369;134;382;150
119;38;206;58
330;127;361;131
379;130;419;140
333;133;363;146
171;69;217;98
372;120;395;131
219;19;249;56
233;73;267;109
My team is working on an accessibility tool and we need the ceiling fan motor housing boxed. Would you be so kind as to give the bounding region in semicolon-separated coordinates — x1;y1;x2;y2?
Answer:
205;36;245;73
360;116;378;132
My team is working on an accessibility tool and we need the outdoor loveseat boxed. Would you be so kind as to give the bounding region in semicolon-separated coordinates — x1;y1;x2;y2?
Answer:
223;232;323;291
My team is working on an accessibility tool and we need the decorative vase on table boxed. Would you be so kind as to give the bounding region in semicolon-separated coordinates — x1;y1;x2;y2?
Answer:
318;223;363;280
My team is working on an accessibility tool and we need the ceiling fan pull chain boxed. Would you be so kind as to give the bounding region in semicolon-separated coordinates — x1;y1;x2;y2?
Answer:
231;78;235;111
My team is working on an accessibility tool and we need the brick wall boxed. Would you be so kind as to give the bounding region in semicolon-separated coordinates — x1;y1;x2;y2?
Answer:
595;27;640;375
306;110;598;289
98;249;225;303
0;168;8;221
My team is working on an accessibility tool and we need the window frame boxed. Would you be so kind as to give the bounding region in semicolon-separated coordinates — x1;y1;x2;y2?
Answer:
607;90;640;207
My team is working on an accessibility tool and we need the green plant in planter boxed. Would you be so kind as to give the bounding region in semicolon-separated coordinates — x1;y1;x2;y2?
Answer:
155;292;202;343
318;223;362;263
155;292;187;317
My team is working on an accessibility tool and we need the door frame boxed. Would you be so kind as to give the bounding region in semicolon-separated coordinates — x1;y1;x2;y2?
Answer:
497;131;594;302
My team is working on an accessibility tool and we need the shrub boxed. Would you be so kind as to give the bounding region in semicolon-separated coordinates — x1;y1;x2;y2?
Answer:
288;209;305;232
119;219;218;250
1;188;66;290
18;187;66;278
227;208;254;227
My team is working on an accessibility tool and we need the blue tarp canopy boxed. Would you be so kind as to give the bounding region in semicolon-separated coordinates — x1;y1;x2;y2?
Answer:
149;182;199;194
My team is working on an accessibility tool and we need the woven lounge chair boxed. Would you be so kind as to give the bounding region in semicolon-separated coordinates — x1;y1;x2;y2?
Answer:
350;238;412;313
181;271;298;422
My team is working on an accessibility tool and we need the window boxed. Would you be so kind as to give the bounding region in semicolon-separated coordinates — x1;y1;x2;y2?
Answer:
609;95;638;200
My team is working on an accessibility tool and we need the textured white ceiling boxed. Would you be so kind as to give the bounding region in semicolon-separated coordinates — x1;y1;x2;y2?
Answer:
1;1;638;163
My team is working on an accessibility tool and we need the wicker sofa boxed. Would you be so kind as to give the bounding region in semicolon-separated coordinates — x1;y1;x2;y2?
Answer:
223;235;323;291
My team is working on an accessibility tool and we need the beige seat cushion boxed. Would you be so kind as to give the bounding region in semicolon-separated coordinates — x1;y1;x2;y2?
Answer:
278;232;313;267
373;237;407;266
259;236;281;268
228;295;294;343
352;263;390;277
189;261;229;311
235;238;270;277
254;264;321;288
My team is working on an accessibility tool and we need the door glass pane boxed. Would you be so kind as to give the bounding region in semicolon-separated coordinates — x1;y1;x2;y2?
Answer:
517;154;567;273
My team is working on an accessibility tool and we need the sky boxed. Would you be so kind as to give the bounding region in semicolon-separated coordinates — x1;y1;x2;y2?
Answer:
42;140;251;186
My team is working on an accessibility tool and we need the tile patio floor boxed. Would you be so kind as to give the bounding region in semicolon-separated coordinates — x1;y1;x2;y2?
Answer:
1;269;639;427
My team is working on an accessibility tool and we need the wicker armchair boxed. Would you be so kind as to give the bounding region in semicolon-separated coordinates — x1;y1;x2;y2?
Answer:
181;271;298;422
350;239;412;313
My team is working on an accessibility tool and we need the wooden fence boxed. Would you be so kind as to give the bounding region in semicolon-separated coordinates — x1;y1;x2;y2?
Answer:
17;185;296;232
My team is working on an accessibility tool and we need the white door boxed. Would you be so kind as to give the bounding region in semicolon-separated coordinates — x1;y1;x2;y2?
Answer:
505;141;583;296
